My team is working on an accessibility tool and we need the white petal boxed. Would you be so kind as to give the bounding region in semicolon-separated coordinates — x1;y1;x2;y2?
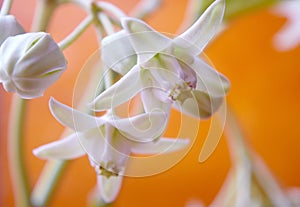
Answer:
121;17;172;63
90;65;145;111
173;0;225;55
0;15;25;45
79;128;106;164
14;33;66;77
101;30;137;75
173;90;224;119
97;175;123;203
191;57;230;97
49;97;104;131
131;137;189;154
108;111;168;142
33;133;85;160
141;88;171;113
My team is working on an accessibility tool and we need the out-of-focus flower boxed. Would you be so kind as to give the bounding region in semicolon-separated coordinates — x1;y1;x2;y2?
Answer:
0;15;25;45
209;156;299;207
272;0;300;51
209;111;299;207
33;98;189;203
0;32;67;99
92;0;229;119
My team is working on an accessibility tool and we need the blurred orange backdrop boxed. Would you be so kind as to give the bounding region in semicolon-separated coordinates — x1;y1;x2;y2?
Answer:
1;0;300;206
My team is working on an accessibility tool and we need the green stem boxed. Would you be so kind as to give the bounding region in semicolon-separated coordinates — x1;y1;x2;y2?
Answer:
8;95;31;207
31;0;57;32
0;0;13;16
31;160;67;207
58;15;94;50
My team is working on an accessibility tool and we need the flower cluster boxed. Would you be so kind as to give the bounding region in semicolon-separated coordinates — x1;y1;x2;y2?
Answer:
33;0;229;204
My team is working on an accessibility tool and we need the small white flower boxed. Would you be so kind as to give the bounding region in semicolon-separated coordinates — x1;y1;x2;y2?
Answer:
0;15;25;46
0;32;67;99
92;0;229;118
33;98;189;203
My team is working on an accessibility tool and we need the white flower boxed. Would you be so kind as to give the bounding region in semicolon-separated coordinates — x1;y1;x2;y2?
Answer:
91;0;229;118
33;98;189;203
0;15;25;46
0;32;67;99
272;0;300;51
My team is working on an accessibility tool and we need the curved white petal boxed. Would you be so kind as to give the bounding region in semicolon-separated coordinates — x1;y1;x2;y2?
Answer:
97;175;123;203
191;57;230;97
79;128;106;164
49;97;104;131
173;90;224;119
131;137;189;154
108;111;168;142
173;0;225;55
101;30;137;75
90;65;145;111
32;133;85;160
121;17;172;63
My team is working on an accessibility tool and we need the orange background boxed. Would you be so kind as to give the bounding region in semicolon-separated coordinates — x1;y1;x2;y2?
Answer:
1;0;300;206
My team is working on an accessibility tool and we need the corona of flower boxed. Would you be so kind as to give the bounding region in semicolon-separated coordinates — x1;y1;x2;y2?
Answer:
0;15;25;45
92;0;229;118
0;32;67;99
34;98;189;203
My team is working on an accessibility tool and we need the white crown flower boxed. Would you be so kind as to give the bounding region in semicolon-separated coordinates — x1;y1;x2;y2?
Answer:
0;15;25;46
0;32;67;99
33;98;189;203
91;0;229;118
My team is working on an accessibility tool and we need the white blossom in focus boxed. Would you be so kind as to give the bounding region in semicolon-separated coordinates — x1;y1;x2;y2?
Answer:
0;32;67;99
33;98;189;203
0;15;25;46
92;0;229;119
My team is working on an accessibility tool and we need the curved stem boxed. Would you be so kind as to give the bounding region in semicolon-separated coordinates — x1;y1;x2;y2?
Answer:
31;160;67;207
58;15;94;50
31;0;57;32
0;0;13;16
8;95;31;207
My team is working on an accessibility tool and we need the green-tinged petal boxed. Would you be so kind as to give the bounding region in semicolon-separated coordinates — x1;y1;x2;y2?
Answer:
14;33;66;77
121;17;172;63
131;137;189;154
32;133;85;160
141;88;171;113
173;0;225;55
108;111;168;142
173;90;224;119
90;65;145;111
49;97;104;131
101;30;137;75
191;57;230;97
97;174;123;203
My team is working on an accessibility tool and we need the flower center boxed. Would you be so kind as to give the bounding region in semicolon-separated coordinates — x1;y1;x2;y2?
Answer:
168;81;193;103
98;161;119;179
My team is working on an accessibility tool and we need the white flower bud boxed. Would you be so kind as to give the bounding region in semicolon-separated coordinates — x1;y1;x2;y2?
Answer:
0;15;25;46
0;32;67;99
